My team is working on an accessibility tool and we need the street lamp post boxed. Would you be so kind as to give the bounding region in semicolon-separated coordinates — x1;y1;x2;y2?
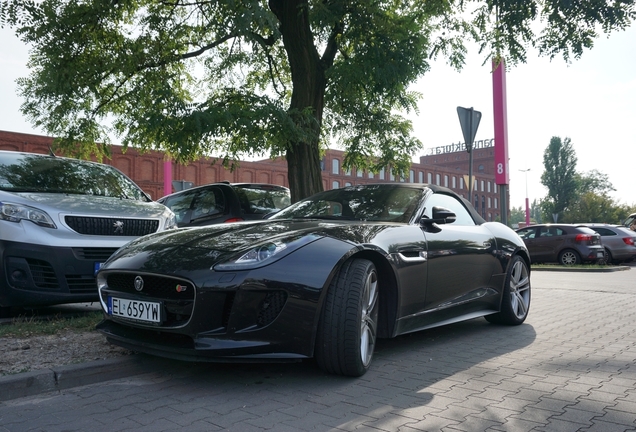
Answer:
519;168;531;226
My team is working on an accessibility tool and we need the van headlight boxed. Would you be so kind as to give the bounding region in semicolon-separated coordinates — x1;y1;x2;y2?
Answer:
0;202;57;228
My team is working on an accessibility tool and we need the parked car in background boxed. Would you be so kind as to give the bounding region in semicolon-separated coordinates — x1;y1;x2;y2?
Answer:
97;183;531;377
625;213;636;231
579;224;636;264
158;182;291;227
515;224;605;265
0;150;176;316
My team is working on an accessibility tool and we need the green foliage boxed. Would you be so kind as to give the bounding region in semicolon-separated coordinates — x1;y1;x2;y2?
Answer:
509;206;526;225
576;169;616;196
540;136;579;221
1;0;634;200
0;311;103;338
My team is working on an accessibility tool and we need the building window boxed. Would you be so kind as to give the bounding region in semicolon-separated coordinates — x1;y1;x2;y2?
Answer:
478;164;485;172
460;177;464;189
418;171;423;183
481;180;484;191
332;180;340;189
369;172;374;179
427;172;432;183
487;181;491;193
320;157;325;171
436;174;440;185
345;182;352;187
452;176;457;188
390;169;395;181
409;170;414;183
332;159;339;174
488;197;491;208
379;168;385;180
494;198;498;208
356;168;363;178
444;175;448;187
345;167;351;176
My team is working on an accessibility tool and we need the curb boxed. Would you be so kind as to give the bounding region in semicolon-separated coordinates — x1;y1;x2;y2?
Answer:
531;265;631;272
0;355;151;402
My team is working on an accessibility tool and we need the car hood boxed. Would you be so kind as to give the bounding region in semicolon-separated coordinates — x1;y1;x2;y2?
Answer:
5;192;168;217
102;219;401;273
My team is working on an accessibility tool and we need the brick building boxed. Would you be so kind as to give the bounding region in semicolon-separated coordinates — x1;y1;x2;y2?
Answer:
0;130;503;221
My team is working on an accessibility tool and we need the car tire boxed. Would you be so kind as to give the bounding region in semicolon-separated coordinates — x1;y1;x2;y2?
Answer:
315;258;379;377
603;248;614;265
558;249;581;265
485;255;531;326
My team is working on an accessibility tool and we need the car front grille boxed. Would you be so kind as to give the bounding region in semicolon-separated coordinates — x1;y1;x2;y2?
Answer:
65;216;159;236
103;272;196;327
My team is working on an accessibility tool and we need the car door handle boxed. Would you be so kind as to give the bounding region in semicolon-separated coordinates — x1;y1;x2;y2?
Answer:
397;251;428;262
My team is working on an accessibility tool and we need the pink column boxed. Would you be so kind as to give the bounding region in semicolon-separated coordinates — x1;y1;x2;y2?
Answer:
163;159;172;197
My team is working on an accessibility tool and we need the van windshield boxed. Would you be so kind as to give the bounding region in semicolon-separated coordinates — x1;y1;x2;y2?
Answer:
0;152;149;201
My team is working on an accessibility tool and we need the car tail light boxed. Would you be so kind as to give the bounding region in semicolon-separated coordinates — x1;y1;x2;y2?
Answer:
575;234;593;243
224;218;244;223
623;237;635;246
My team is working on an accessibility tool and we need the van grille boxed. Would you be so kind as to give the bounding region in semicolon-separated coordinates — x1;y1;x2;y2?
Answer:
65;216;159;236
26;259;59;289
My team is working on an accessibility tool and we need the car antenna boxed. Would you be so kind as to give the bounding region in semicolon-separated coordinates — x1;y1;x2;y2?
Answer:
48;147;56;157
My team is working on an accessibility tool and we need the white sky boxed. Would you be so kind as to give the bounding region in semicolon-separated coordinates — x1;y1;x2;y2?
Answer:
1;23;635;210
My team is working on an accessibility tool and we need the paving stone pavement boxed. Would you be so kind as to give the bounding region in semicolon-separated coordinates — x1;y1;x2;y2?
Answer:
1;268;635;432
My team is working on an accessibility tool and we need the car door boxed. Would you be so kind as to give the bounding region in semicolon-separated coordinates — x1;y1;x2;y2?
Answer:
399;192;499;333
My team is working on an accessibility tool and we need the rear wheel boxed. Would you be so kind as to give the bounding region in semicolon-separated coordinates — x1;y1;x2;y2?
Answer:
315;259;379;377
559;249;580;265
603;248;614;265
486;255;531;325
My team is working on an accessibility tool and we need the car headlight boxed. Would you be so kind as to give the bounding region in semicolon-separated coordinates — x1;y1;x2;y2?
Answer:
214;234;321;271
0;202;57;228
165;210;177;230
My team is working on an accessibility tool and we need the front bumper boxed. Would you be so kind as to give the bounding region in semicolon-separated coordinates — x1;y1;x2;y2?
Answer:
0;240;117;307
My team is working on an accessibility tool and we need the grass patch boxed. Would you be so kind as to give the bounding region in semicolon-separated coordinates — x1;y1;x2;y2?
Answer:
0;311;103;338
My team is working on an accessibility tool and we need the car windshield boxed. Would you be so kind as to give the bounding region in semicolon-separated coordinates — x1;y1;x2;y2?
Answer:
0;153;149;201
233;185;291;215
270;185;424;223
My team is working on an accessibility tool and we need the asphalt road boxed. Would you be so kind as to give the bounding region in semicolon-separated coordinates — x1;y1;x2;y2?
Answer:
1;267;635;432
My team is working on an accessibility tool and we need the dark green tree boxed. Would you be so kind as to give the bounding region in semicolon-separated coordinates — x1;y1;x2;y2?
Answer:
2;1;634;201
540;136;579;222
576;169;616;196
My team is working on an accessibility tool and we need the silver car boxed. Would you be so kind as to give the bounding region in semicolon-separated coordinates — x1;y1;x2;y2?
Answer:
0;150;176;316
580;224;636;264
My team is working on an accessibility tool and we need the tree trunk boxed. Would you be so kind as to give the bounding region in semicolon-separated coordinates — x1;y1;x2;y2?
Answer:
269;0;326;203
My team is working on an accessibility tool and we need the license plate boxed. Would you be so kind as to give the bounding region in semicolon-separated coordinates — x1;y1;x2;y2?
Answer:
108;297;161;323
597;251;605;258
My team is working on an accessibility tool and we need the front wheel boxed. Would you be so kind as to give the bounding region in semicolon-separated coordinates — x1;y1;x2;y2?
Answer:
315;259;379;377
486;255;531;325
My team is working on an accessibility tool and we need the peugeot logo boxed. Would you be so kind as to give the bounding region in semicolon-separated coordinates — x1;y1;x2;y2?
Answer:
113;220;124;234
134;276;144;292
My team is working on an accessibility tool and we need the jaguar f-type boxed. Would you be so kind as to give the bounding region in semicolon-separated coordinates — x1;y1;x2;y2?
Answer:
96;183;531;377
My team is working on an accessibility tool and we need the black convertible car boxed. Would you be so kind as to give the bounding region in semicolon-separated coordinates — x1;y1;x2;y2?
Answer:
96;183;531;377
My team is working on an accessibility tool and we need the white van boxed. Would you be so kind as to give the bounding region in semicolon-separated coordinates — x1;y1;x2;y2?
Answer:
0;150;176;316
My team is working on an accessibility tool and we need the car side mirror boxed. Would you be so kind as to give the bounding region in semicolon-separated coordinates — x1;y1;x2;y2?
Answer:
421;206;457;226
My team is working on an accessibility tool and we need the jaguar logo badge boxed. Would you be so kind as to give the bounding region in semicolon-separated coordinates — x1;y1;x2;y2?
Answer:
113;220;124;234
134;276;144;292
